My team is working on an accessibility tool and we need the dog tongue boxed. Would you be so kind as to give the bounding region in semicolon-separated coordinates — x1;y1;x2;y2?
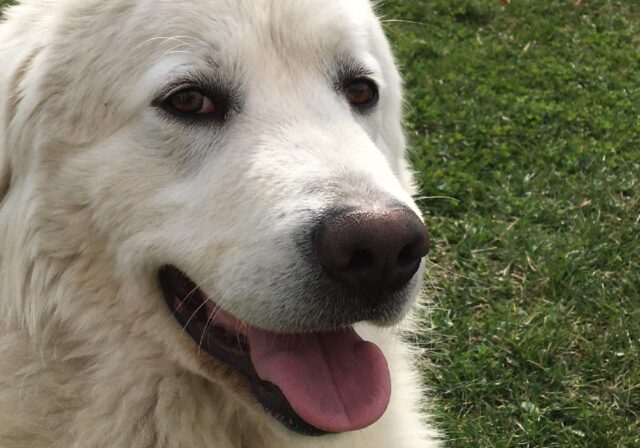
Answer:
247;327;391;433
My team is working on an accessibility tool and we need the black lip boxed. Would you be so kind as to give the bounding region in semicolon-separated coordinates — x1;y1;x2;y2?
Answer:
158;265;329;437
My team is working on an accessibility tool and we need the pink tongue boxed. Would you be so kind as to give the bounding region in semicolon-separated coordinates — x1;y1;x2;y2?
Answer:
248;327;391;433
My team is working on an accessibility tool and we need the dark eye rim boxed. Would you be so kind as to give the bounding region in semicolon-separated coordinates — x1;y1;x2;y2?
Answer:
153;85;234;125
344;77;380;112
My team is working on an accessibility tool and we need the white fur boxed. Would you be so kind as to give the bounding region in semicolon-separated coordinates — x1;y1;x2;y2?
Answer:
0;0;441;446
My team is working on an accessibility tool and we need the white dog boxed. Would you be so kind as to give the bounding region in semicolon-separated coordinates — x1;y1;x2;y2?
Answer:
0;0;440;446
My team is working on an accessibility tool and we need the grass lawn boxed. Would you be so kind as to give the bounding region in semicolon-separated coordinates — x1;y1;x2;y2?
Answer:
2;0;639;446
379;0;640;446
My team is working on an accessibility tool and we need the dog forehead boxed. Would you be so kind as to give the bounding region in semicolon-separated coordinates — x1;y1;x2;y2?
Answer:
142;0;377;59
34;0;390;145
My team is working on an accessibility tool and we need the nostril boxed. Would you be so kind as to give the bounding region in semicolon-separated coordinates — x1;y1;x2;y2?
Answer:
347;249;374;271
397;245;419;267
313;206;430;299
397;233;430;267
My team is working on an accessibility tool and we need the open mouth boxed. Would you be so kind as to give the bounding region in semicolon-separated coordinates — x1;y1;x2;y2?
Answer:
158;265;392;436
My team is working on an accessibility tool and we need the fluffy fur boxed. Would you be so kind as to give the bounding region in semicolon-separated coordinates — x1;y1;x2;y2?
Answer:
0;0;441;446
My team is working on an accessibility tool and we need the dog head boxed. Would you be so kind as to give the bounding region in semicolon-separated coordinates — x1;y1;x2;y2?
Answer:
1;0;429;437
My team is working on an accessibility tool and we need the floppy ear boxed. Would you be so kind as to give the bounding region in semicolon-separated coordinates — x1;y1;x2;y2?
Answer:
1;2;51;205
0;38;41;204
0;62;13;203
0;144;9;203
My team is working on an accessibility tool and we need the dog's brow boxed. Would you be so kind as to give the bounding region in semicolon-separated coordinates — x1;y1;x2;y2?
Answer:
133;35;209;52
337;58;376;79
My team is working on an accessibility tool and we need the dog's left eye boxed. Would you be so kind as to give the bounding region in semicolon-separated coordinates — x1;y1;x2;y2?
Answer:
344;78;379;110
165;89;215;114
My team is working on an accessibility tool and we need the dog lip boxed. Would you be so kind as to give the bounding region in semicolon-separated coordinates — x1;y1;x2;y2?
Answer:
157;265;330;437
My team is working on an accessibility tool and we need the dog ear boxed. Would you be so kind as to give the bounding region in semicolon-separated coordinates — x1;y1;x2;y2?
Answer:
0;147;9;203
0;43;42;204
0;70;14;203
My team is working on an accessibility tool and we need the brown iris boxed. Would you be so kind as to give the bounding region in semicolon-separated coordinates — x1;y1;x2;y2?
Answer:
345;79;378;108
167;90;207;114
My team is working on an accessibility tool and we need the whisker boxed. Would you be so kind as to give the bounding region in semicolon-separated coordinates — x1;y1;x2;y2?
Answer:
197;312;215;359
423;270;443;303
175;277;217;340
171;278;206;317
180;296;211;339
165;50;194;55
379;18;440;30
426;259;489;286
132;35;208;52
413;195;462;203
162;43;191;56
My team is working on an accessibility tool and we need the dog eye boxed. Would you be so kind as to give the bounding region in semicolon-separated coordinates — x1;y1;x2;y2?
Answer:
165;89;215;114
344;79;379;110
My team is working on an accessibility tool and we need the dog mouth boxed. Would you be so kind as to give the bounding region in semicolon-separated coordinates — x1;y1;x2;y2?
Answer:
158;265;391;436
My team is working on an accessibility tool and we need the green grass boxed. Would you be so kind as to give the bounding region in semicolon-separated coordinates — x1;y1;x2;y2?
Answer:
2;0;639;446
378;0;640;446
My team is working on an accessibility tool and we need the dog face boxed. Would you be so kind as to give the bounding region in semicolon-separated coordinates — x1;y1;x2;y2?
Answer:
1;0;428;437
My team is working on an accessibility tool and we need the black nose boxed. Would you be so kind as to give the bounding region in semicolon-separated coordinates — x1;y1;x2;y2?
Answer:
314;207;430;299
